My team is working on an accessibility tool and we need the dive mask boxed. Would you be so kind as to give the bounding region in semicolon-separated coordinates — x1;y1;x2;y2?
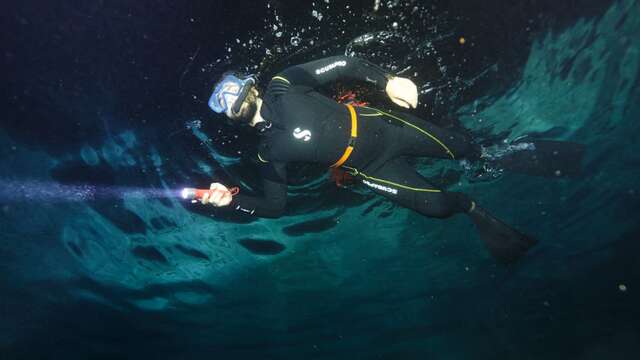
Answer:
208;74;256;115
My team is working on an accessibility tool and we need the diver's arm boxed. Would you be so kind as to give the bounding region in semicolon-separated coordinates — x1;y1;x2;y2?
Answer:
228;161;287;218
271;56;417;108
275;55;392;90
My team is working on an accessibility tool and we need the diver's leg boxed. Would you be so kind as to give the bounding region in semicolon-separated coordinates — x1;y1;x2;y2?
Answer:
356;157;473;219
363;107;584;178
356;157;537;262
363;107;479;160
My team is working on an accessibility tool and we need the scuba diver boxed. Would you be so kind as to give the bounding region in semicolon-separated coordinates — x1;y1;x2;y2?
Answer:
201;55;541;263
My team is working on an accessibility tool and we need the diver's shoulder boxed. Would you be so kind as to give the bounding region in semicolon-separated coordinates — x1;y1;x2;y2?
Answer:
265;75;292;97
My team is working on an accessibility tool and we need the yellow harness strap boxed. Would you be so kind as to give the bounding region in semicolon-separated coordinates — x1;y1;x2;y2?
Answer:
331;104;358;168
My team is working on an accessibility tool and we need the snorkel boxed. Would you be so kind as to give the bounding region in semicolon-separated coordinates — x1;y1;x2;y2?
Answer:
230;78;255;114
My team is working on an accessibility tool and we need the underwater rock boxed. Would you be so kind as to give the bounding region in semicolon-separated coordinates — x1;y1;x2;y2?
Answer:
66;241;83;258
50;161;116;186
149;216;177;230
282;216;338;236
237;239;286;255
130;297;169;311
80;145;100;166
174;244;210;260
90;200;147;234
131;246;168;264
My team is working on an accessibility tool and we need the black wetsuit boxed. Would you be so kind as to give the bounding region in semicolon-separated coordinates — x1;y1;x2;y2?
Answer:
229;56;476;218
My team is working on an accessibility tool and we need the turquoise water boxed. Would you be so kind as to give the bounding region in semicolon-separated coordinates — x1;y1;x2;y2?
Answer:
2;0;639;358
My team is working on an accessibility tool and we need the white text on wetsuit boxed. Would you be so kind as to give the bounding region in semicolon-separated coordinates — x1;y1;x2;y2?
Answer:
315;60;347;75
362;179;398;195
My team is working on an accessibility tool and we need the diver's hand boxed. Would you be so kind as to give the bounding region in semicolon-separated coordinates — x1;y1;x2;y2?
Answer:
385;76;418;109
201;183;233;207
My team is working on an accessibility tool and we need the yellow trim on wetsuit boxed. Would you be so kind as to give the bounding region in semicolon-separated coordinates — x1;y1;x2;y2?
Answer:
343;166;442;193
271;76;290;84
362;106;455;159
330;104;358;168
257;153;269;163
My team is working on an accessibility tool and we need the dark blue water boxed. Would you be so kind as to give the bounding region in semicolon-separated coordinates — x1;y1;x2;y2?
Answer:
2;0;639;359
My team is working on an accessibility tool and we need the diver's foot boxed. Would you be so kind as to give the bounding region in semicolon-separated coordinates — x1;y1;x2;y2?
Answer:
460;158;504;183
460;139;538;182
476;138;585;178
479;140;536;161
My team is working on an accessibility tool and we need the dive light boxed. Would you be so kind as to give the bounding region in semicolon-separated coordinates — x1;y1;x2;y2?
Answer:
181;187;240;203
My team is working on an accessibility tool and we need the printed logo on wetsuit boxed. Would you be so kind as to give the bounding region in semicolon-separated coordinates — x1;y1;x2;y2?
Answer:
362;179;398;195
293;127;311;142
315;61;347;75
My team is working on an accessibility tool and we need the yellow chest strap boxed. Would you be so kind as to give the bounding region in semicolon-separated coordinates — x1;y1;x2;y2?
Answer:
330;104;358;168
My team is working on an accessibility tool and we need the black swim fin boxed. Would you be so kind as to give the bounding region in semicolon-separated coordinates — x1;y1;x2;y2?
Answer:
468;206;537;263
491;139;585;178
